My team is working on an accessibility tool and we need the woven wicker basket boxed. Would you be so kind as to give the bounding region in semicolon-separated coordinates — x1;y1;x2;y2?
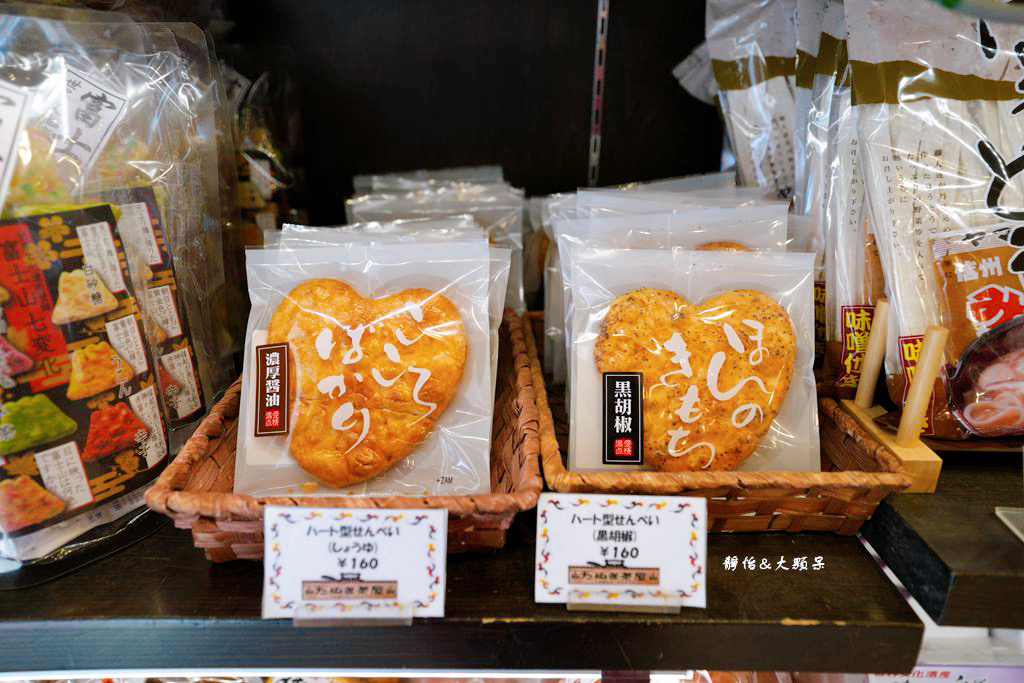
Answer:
145;311;543;561
524;312;911;534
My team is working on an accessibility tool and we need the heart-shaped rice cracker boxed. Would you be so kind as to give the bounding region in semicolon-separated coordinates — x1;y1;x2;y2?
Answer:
595;288;795;471
268;278;467;487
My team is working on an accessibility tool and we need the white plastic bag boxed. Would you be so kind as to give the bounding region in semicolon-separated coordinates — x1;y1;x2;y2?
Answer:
707;0;798;198
236;238;493;496
564;247;819;473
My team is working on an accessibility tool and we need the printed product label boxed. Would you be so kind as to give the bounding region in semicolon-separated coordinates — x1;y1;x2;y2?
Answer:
836;305;874;389
898;334;935;437
43;68;128;173
76;221;126;293
105;314;147;376
814;280;826;368
255;342;289;436
128;384;167;468
116;201;163;267
160;347;202;420
602;372;643;465
34;441;92;510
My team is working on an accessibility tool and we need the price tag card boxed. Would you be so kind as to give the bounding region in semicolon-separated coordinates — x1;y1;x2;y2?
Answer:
535;493;707;609
871;665;1024;683
262;506;447;620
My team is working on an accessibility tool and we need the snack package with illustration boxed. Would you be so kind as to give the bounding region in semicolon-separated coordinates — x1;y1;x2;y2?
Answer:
563;246;819;473
236;237;494;497
848;0;1024;438
0;205;168;564
346;183;525;312
706;0;798;198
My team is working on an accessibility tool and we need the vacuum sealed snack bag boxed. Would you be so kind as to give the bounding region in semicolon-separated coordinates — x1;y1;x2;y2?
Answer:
0;205;168;564
237;238;493;497
271;220;510;408
564;247;819;473
346;184;525;312
707;0;798;198
556;204;792;397
848;0;1024;437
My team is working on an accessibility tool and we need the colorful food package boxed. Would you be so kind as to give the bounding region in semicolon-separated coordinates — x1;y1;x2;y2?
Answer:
0;13;234;417
346;183;525;312
353;165;504;194
707;0;798;198
848;0;1024;437
236;238;494;497
0;205;167;563
563;246;819;473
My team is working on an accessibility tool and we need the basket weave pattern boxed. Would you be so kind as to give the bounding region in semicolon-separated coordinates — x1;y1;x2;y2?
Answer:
524;312;911;535
146;311;543;560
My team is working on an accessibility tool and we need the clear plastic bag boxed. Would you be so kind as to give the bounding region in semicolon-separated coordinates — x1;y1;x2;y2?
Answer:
346;184;525;312
353;165;504;194
706;0;798;199
564;246;819;473
672;40;718;106
236;237;494;497
557;204;792;402
271;219;510;409
848;0;1024;438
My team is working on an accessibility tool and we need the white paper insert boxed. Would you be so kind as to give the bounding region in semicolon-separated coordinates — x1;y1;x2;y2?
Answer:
105;314;147;376
262;505;447;619
161;347;201;418
128;384;168;468
145;285;182;338
117;201;162;267
76;221;126;293
34;442;92;510
535;493;707;608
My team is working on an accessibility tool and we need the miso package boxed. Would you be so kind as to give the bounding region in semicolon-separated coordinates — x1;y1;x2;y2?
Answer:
237;239;494;497
849;0;1024;437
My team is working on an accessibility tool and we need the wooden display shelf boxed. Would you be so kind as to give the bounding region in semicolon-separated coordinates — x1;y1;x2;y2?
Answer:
0;511;922;674
861;451;1024;628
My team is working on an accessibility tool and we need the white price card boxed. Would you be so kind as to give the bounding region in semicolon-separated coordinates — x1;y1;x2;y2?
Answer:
535;492;707;609
871;665;1024;683
262;505;447;619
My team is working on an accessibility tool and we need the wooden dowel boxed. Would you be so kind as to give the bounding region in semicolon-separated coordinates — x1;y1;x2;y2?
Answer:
855;298;890;410
896;325;949;448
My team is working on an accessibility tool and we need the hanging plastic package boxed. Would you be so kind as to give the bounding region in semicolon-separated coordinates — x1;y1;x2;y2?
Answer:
353;165;505;195
672;41;719;106
821;5;886;398
849;0;1024;438
706;0;798;199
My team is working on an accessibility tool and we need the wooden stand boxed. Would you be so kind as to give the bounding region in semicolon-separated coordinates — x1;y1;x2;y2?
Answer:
839;300;944;493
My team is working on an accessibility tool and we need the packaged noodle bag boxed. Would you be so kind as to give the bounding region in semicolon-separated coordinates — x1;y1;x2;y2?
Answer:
0;205;168;565
849;0;1024;438
707;0;798;199
821;4;886;397
562;246;819;473
236;238;493;497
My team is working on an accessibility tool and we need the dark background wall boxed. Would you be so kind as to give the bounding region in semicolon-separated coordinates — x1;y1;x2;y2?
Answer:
226;0;720;224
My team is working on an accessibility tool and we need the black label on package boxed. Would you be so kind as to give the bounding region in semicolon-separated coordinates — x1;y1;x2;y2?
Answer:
255;342;288;436
602;372;643;465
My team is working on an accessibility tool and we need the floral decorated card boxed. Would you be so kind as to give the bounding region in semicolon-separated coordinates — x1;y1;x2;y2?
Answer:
535;493;707;609
262;505;447;619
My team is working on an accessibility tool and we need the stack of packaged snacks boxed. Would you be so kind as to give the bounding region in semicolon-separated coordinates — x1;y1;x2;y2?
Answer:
346;182;525;312
236;223;505;497
706;0;798;199
848;0;1024;439
0;10;238;576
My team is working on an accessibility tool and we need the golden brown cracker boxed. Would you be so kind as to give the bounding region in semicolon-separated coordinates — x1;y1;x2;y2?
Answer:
267;278;467;488
695;241;751;252
595;287;795;471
